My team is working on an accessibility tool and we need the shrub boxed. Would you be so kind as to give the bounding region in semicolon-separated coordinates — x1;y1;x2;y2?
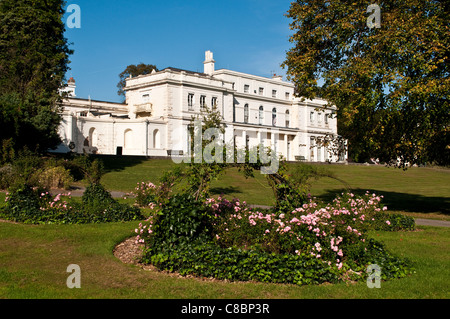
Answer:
136;189;415;285
31;166;74;190
0;183;144;224
0;164;14;190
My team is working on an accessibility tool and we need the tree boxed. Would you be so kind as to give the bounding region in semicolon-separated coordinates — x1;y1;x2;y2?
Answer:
117;63;158;100
0;0;73;160
282;0;449;166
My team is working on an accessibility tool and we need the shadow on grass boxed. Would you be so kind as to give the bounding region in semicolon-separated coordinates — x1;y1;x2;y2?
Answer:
317;188;450;216
210;186;242;195
93;155;150;174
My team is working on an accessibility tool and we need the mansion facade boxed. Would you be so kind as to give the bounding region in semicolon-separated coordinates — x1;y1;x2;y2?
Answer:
56;51;347;163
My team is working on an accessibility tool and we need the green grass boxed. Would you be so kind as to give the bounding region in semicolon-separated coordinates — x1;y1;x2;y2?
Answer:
0;220;448;298
97;158;449;219
1;158;449;299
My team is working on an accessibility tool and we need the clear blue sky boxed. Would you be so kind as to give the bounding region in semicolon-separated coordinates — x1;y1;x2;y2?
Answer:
63;0;294;103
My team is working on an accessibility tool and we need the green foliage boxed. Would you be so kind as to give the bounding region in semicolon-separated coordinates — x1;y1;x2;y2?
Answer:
0;0;73;154
282;0;449;165
136;184;415;285
0;183;144;224
144;242;341;285
117;63;158;99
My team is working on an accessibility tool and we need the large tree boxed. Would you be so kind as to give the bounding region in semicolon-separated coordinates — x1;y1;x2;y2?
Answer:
282;0;449;165
0;0;72;161
117;63;158;100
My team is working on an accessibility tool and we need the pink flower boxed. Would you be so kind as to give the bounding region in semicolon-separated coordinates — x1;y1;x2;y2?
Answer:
386;220;391;225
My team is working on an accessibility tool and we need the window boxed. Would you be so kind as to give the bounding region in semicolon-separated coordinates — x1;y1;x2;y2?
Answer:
244;104;249;123
318;113;322;123
244;84;249;93
272;108;277;126
310;112;315;122
259;87;264;95
285;110;290;128
200;95;206;109
285;92;290;100
211;97;218;109
259;106;264;125
325;114;329;125
142;94;150;103
272;90;277;98
188;93;194;110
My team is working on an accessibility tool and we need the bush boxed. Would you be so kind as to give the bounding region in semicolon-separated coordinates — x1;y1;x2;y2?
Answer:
0;183;144;224
135;188;415;285
0;164;14;190
31;166;73;190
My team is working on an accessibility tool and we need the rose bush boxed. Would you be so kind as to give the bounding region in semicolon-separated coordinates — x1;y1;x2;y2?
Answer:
133;179;415;285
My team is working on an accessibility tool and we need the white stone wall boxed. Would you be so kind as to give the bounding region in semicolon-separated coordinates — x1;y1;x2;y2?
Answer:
55;51;346;163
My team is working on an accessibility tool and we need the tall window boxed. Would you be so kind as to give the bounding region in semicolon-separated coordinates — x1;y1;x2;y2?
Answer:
285;92;290;100
200;95;206;109
259;106;264;125
318;113;322;123
285;110;290;128
259;87;264;95
325;113;329;125
188;93;194;110
211;97;217;109
272;90;277;98
310;111;315;122
244;104;249;123
244;84;249;93
272;108;277;126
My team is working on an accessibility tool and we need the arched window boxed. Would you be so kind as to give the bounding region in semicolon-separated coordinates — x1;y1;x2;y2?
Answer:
88;128;98;148
259;106;264;125
244;104;249;123
285;110;290;128
153;129;161;149
272;108;277;126
124;129;133;149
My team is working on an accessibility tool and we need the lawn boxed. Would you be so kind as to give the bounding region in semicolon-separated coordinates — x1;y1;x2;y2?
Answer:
98;157;450;220
1;158;449;300
0;220;448;299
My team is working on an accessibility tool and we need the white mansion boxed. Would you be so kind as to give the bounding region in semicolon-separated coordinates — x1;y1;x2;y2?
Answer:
56;51;347;163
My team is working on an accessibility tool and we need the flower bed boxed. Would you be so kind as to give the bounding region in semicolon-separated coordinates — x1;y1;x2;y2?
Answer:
133;182;415;285
1;183;144;224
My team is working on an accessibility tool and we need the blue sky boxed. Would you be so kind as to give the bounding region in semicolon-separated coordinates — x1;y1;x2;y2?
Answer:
63;0;294;103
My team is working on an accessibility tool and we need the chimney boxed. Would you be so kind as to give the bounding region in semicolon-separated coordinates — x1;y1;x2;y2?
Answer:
203;50;215;75
272;74;283;81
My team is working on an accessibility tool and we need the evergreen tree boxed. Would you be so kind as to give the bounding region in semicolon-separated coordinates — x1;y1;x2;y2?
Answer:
0;0;72;161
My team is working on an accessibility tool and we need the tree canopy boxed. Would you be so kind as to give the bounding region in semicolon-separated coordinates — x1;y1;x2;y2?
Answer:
0;0;72;161
282;0;449;165
117;63;158;100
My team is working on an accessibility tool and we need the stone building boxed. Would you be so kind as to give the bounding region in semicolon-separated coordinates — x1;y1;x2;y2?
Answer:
55;51;347;163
